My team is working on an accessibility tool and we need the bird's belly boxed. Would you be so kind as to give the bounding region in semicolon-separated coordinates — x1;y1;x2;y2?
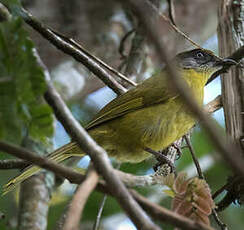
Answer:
89;100;196;163
140;102;195;151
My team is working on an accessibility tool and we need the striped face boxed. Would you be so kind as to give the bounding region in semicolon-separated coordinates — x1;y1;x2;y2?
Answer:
174;49;224;73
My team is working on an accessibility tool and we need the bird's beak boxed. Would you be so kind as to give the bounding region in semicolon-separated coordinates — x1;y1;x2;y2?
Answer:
215;58;238;67
206;58;238;85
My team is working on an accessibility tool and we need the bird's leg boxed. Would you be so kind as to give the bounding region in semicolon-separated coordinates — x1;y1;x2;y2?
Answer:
172;142;183;160
144;147;175;173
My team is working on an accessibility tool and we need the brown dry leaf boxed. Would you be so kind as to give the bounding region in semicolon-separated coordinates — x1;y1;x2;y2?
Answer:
171;174;215;226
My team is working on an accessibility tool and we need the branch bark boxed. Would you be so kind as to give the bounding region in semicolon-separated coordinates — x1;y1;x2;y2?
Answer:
63;167;99;230
0;140;215;230
213;0;244;212
218;0;244;153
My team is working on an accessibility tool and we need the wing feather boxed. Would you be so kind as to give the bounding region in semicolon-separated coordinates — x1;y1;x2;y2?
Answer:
85;71;178;130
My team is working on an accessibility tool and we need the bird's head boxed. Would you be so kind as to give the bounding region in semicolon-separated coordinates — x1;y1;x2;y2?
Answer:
174;49;236;83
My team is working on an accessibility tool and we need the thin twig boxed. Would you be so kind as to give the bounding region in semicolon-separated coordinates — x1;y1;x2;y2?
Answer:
92;195;107;230
93;162;120;230
212;209;228;230
20;7;136;87
184;134;227;229
63;167;99;230
146;0;202;49
166;0;176;26
6;6;126;95
59;35;137;87
119;29;135;59
184;135;204;179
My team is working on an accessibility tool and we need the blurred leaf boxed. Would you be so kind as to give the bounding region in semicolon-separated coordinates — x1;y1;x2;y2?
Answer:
0;0;20;7
0;17;54;144
163;189;175;198
172;173;215;226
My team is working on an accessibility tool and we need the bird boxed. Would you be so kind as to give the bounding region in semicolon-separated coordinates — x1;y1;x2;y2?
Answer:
3;48;234;194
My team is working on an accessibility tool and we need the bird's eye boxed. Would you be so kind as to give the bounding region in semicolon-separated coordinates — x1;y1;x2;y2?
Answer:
196;52;204;58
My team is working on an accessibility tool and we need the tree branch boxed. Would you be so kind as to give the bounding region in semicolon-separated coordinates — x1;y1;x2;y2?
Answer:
0;140;216;230
4;5;126;95
0;141;86;186
63;167;99;230
166;0;176;26
204;95;222;114
130;190;214;230
0;140;158;188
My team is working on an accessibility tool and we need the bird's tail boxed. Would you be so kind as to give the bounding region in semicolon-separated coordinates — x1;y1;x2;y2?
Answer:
2;142;83;195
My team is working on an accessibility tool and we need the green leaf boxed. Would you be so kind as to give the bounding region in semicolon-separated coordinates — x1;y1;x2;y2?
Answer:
0;17;54;144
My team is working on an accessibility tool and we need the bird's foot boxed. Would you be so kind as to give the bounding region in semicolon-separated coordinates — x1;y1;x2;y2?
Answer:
144;147;175;173
172;143;183;160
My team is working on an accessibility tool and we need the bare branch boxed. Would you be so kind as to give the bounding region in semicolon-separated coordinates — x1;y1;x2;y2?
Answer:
3;5;126;95
92;195;107;230
145;0;202;49
123;27;146;81
0;140;158;189
212;210;227;230
130;190;214;230
0;140;216;230
0;141;86;186
204;95;222;114
63;167;99;230
184;135;204;179
166;0;176;26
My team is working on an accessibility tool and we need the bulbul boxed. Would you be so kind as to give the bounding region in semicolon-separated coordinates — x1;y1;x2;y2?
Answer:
3;48;234;194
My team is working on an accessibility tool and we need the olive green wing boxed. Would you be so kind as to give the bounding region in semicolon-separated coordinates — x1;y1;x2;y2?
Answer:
85;72;178;130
